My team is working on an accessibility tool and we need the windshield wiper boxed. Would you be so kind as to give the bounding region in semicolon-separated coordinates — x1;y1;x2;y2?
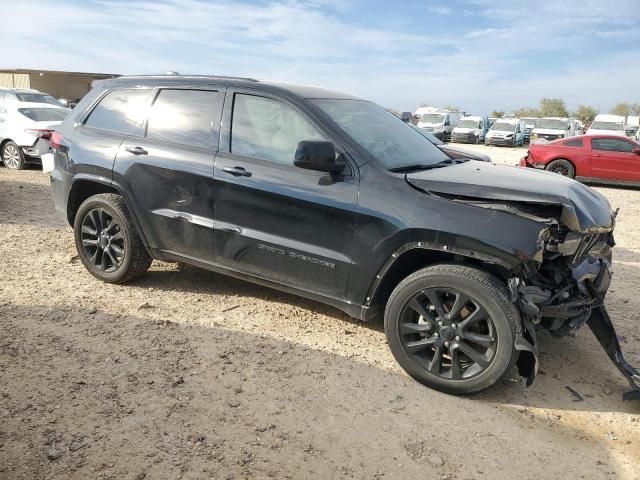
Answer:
389;158;467;173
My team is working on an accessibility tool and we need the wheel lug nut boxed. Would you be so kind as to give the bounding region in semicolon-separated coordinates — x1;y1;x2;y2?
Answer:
438;321;443;327
451;323;457;328
444;341;450;347
455;336;460;341
434;332;439;338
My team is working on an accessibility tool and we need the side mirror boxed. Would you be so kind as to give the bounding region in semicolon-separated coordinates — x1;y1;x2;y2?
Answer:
294;140;343;173
632;148;640;155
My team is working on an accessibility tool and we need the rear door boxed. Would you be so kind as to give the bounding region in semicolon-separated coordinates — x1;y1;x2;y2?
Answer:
213;89;358;299
113;87;225;262
589;137;640;182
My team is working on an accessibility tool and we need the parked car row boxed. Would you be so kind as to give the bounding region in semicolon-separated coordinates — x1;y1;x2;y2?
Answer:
0;88;71;169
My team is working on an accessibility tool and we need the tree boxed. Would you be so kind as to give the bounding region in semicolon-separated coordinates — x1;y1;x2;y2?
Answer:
490;110;505;118
538;97;569;117
610;102;640;117
573;105;598;125
444;104;462;112
513;107;540;118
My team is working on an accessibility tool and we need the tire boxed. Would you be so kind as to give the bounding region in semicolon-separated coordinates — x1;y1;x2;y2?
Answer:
384;263;520;395
475;134;480;145
2;141;26;170
73;193;152;283
546;159;575;178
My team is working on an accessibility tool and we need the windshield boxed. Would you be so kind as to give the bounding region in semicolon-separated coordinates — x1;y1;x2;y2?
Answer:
491;121;515;132
15;93;66;107
591;121;624;131
18;107;70;122
457;119;480;128
522;118;538;126
419;113;445;124
536;118;568;130
312;99;449;169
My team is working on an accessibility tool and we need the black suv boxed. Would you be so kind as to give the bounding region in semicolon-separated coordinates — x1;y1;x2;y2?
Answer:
49;75;639;399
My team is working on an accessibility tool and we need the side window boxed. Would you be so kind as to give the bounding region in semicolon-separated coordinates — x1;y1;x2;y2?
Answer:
231;94;325;164
147;89;222;149
84;89;151;136
592;138;634;153
564;139;583;148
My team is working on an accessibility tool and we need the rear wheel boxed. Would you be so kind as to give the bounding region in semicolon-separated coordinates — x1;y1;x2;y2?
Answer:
74;193;152;283
546;159;575;178
384;264;520;395
2;141;25;170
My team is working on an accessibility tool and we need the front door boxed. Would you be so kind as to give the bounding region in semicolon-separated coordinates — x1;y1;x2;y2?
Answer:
213;90;358;299
589;137;640;182
113;87;225;262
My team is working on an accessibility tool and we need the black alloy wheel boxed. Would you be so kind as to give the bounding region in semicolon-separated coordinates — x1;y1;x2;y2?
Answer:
80;208;125;272
398;288;496;380
546;159;575;178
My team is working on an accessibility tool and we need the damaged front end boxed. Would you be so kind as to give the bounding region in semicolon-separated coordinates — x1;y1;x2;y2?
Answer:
509;215;640;401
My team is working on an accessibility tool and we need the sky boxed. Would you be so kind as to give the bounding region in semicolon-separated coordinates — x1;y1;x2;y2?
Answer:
1;0;639;114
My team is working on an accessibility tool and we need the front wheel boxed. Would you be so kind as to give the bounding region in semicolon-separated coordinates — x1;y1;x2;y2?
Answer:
73;193;152;283
384;264;520;395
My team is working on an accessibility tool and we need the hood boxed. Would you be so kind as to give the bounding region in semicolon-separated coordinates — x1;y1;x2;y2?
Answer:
405;162;614;233
487;129;514;137
452;127;479;134
532;128;565;135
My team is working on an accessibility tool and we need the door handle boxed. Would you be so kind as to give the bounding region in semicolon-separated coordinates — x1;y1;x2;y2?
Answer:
222;166;252;177
125;146;148;155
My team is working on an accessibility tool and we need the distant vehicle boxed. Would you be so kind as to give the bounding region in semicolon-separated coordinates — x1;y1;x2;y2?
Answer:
586;114;626;136
520;134;640;186
530;117;576;143
450;115;489;144
485;118;526;147
0;88;71;170
415;107;462;141
399;111;412;123
521;117;538;143
411;125;491;162
488;117;497;128
625;116;639;138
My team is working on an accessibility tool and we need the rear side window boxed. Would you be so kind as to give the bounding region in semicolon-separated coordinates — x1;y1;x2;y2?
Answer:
84;89;151;136
563;138;583;148
18;108;69;122
591;138;634;153
146;89;222;149
231;94;325;164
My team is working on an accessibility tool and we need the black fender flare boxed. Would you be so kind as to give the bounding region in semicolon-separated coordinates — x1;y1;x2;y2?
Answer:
67;174;154;254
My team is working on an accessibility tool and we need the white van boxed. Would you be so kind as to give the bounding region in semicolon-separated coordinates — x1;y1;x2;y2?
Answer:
530;117;576;142
451;115;489;144
415;106;462;141
625;116;639;138
522;117;538;143
586;114;626;136
485;118;526;147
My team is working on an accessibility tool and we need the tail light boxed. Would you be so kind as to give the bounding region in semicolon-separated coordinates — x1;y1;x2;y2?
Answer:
24;128;53;139
51;132;64;150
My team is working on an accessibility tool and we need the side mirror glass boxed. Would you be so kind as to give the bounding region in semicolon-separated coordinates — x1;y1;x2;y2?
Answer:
632;147;640;156
294;140;343;173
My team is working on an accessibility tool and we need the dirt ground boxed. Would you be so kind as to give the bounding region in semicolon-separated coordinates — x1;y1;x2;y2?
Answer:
1;147;639;479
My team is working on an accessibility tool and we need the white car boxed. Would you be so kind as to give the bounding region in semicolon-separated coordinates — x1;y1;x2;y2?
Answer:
0;88;70;170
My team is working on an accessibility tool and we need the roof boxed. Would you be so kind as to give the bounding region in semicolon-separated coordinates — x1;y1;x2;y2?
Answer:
95;74;361;101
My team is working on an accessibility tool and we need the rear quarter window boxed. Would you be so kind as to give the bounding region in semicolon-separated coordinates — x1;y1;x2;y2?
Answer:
18;108;69;122
84;89;151;136
563;139;583;148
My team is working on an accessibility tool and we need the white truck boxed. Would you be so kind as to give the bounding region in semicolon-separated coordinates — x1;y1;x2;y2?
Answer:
625;115;639;138
485;118;526;147
415;106;462;141
450;115;489;144
530;117;576;143
586;114;626;136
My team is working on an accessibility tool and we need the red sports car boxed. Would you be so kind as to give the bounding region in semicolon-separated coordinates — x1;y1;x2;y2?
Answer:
519;135;640;186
